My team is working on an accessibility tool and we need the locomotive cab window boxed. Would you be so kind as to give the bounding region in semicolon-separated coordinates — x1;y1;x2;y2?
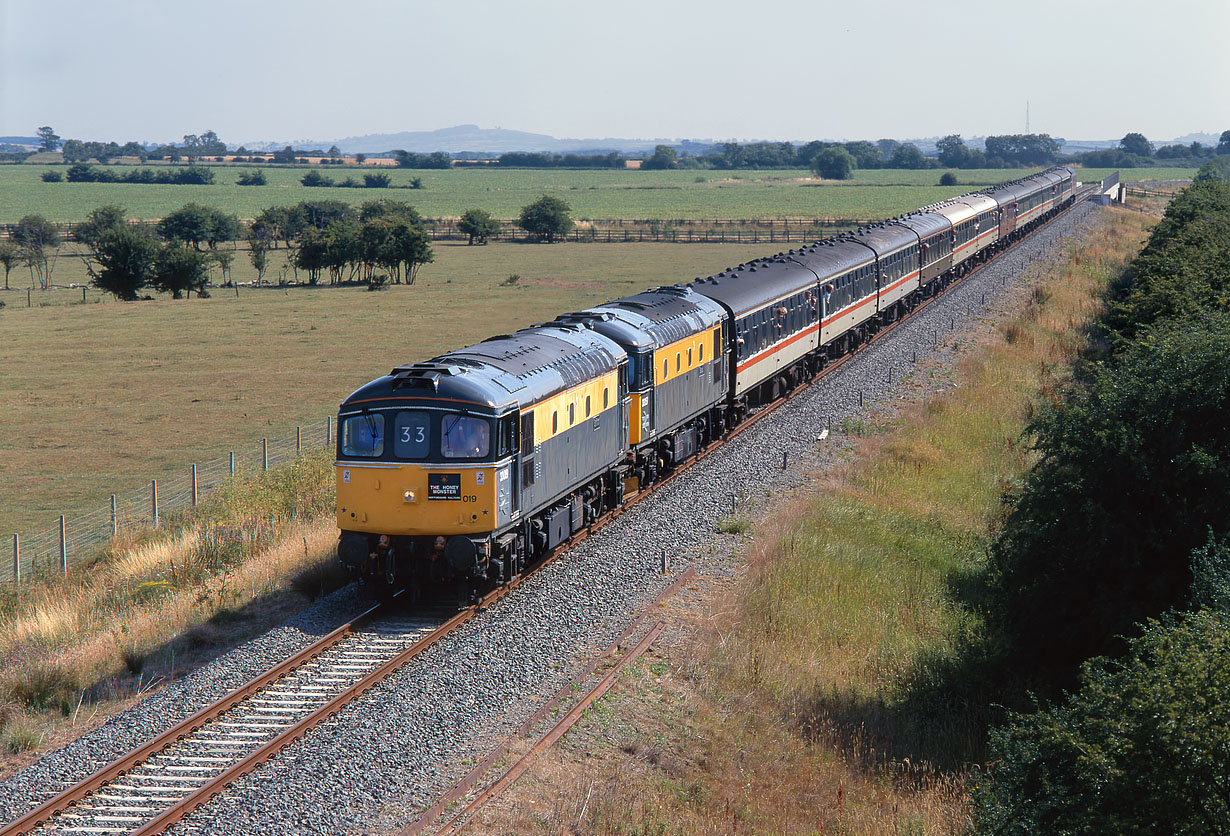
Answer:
441;415;490;459
341;413;384;458
392;411;430;459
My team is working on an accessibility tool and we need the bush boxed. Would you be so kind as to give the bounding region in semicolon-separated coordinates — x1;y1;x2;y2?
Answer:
972;610;1230;836
41;169;63;182
301;170;333;188
987;315;1230;685
939;171;958;186
236;169;267;186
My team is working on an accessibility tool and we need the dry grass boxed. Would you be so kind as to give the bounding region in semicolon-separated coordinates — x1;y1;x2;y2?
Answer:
0;447;349;774
458;208;1154;835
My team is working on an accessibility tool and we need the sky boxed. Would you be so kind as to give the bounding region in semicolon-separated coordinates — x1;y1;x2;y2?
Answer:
1;0;1226;147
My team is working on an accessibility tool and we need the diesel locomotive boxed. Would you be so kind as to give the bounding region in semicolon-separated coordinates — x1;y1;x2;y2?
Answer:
335;166;1078;597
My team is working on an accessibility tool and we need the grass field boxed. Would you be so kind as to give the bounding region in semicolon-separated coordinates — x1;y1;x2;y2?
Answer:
0;241;771;537
4;165;1195;225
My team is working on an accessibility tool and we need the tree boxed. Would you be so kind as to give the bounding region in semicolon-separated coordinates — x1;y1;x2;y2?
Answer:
1218;131;1230;155
73;205;129;250
359;198;422;226
810;146;855;180
889;142;927;169
939;172;959;186
157;204;240;250
87;226;159;301
984;134;1060;166
457;208;499;244
1195;158;1230;182
153;243;209;298
518;195;572;242
987;315;1230;686
36;126;60;152
1119;132;1152;157
0;241;24;291
354;153;366;165
363;172;391;188
12;214;60;289
936;134;970;168
247;225;272;285
972;610;1230;836
641;145;678;170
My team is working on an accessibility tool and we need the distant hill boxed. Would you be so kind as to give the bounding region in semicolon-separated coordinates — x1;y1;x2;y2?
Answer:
256;125;671;156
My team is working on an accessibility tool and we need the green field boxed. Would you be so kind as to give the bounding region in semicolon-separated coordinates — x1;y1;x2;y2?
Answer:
2;165;1185;225
0;241;771;537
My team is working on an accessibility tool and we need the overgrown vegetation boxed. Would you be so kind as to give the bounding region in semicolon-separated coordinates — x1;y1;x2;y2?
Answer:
0;448;346;768
972;180;1230;833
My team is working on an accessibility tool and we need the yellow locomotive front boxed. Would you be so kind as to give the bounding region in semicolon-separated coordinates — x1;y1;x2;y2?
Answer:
335;387;519;596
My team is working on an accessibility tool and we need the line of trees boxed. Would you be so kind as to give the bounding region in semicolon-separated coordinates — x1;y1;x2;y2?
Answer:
60;164;216;185
971;179;1230;833
300;171;397;189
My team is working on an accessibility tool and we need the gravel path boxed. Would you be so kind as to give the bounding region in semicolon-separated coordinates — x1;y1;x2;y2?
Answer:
0;202;1099;835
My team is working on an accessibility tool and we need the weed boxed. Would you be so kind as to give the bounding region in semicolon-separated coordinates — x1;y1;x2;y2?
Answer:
716;517;752;535
1;713;44;754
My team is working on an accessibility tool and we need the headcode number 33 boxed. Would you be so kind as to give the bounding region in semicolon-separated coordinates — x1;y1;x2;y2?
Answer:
401;426;425;443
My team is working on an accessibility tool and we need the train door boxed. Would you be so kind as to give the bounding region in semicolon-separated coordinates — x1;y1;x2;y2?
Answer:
619;362;630;451
519;410;536;513
999;201;1017;236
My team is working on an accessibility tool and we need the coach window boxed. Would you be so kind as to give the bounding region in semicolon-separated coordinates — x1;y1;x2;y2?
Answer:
688;348;693;367
569;403;575;425
676;353;681;373
663;358;669;380
699;342;704;362
585;395;591;418
552;411;558;434
603;388;609;409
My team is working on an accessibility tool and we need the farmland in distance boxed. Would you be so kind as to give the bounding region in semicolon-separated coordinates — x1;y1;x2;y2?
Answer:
0;165;1191;225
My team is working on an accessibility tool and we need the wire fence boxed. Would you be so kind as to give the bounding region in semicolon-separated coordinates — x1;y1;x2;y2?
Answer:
6;417;334;585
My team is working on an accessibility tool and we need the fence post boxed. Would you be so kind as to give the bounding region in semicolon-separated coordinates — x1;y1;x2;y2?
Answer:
151;480;159;528
111;494;117;537
326;416;331;446
297;426;302;453
263;439;268;471
11;534;17;585
191;464;198;506
230;451;235;477
59;515;67;575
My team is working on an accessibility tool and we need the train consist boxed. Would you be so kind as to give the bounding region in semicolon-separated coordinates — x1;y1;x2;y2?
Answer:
335;167;1078;596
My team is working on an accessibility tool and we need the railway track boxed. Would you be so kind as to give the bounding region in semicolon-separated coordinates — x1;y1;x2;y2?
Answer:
0;192;1095;836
